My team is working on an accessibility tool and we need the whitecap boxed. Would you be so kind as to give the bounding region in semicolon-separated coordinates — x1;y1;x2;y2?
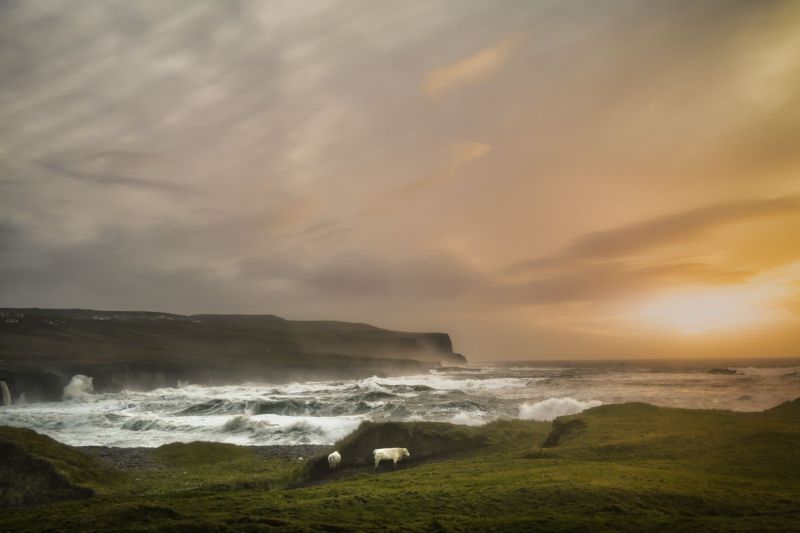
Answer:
62;375;94;401
518;397;603;421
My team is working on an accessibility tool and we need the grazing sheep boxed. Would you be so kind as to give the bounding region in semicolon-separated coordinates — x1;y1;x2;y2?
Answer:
373;447;410;469
328;450;342;470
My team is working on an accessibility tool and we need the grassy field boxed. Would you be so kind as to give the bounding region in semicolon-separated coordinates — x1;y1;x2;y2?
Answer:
1;399;798;532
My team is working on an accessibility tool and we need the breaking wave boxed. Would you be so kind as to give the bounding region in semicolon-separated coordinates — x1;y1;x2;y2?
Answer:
62;375;94;401
518;397;603;421
221;415;360;444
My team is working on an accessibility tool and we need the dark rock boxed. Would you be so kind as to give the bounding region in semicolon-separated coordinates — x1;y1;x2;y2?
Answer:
707;368;738;375
541;418;587;448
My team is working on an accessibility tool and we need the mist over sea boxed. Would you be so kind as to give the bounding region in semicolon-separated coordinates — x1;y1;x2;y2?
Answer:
2;359;798;448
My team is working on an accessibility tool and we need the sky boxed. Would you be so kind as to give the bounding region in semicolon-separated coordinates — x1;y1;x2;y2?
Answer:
1;0;799;360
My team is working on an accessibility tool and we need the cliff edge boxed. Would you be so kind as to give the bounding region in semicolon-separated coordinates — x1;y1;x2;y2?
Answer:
0;308;467;401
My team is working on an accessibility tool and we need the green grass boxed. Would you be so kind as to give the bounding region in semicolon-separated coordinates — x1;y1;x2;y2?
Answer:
152;442;257;467
1;400;798;531
0;427;116;486
0;427;120;507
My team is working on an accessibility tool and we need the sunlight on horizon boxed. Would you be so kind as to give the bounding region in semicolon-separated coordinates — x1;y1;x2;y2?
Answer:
636;285;784;335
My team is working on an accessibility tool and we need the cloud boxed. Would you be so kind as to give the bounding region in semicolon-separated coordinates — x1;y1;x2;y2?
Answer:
0;219;26;252
422;35;522;98
498;197;800;307
502;261;753;305
513;195;800;272
40;150;189;193
449;141;491;166
238;251;488;302
390;141;492;198
233;248;757;310
1;0;799;359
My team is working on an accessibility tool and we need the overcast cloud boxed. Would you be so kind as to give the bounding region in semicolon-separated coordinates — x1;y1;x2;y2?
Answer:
2;0;799;359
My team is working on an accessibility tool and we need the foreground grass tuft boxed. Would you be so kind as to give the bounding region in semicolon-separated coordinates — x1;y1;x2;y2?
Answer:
152;441;255;467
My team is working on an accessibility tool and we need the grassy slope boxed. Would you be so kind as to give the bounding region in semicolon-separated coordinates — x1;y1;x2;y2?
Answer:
1;401;798;532
0;427;118;506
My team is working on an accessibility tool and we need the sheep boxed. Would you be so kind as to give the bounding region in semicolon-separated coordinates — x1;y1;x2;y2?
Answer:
328;450;342;470
373;447;410;469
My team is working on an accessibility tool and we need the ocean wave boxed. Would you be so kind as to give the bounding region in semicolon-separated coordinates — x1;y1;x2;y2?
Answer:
121;416;196;433
347;391;397;402
222;415;275;434
122;417;166;431
732;366;800;377
177;399;243;415
518;397;603;421
221;414;360;444
355;376;393;393
246;399;323;416
62;375;94;401
350;374;528;392
380;402;412;417
391;384;435;393
440;399;486;411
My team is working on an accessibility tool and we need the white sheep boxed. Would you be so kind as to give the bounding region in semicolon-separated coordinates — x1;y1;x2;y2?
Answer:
373;447;410;469
328;450;342;470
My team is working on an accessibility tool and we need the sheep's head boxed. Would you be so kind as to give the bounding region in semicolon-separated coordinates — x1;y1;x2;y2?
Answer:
402;448;410;457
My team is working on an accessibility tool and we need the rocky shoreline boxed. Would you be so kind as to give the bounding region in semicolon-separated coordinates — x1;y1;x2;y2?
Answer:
78;444;330;471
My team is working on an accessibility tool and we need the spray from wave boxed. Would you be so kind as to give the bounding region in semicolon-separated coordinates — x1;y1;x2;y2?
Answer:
518;397;602;421
1;380;11;406
62;375;94;401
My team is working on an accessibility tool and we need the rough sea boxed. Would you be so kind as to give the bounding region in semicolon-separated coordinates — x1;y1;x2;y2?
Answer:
1;359;798;447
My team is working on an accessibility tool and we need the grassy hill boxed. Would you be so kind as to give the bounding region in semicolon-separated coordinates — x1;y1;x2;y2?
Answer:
0;308;466;400
1;399;798;531
0;427;117;507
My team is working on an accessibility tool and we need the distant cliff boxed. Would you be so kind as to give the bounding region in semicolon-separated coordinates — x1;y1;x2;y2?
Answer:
0;309;467;401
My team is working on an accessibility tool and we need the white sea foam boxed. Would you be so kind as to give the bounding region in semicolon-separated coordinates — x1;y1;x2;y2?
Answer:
449;412;489;426
356;376;393;393
1;380;11;406
355;374;529;392
518;397;603;421
62;375;94;400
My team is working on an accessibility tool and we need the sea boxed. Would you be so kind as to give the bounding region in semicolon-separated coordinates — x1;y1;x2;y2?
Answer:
1;359;798;447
